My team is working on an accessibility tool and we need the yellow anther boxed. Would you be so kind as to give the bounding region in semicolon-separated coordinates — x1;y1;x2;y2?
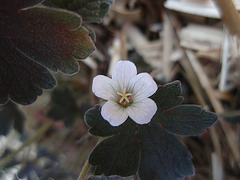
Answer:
117;88;132;104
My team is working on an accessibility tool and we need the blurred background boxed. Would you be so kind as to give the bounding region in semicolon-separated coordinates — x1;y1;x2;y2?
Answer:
0;0;240;179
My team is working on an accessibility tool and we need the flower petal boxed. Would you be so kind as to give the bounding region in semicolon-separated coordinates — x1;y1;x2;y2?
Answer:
127;98;157;124
92;75;117;100
101;100;128;126
112;60;137;91
131;73;158;101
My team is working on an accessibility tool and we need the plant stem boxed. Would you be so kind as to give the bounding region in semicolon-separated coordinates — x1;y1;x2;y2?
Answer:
77;137;105;180
0;120;54;169
77;159;90;180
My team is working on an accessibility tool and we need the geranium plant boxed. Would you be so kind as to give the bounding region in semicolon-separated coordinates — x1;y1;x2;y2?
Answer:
0;0;219;179
81;60;218;180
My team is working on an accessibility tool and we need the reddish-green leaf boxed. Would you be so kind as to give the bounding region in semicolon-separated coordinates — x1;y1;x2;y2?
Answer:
43;0;114;23
0;0;95;105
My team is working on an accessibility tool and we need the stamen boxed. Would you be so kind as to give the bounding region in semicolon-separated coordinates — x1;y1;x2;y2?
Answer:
117;88;133;105
119;97;125;103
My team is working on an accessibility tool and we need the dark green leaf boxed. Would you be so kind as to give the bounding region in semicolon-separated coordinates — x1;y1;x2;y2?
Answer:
152;81;183;111
0;103;25;135
0;46;56;105
47;88;78;126
0;0;43;11
152;81;218;136
43;0;114;23
0;1;95;105
84;25;96;42
154;105;218;136
138;123;194;180
88;118;140;176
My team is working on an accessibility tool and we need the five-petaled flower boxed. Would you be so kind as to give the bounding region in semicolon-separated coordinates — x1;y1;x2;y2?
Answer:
92;60;158;126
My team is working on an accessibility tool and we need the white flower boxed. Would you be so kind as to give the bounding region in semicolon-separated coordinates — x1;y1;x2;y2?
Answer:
92;60;158;126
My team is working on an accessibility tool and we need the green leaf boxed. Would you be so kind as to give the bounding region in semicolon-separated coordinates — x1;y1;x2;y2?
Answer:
0;0;43;11
84;25;96;42
86;81;218;179
0;103;25;135
86;106;140;176
88;118;140;176
138;123;194;180
47;88;79;126
152;81;218;136
154;105;218;136
152;81;183;111
0;0;95;105
89;133;140;176
43;0;114;23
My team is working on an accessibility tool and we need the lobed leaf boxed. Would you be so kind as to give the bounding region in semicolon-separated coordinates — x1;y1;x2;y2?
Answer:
0;1;95;105
138;123;194;180
152;81;218;136
152;81;183;111
154;105;218;136
88;118;140;176
43;0;114;23
0;0;43;11
0;40;56;105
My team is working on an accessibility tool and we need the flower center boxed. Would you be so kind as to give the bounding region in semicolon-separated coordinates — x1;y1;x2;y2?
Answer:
117;88;133;106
